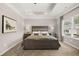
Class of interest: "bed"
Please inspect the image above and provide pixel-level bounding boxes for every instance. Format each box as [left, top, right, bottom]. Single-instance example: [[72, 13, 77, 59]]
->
[[23, 26, 60, 50]]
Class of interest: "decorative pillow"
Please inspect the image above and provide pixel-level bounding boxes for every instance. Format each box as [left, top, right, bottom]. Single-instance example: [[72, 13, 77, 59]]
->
[[40, 31, 49, 36], [41, 33, 47, 36]]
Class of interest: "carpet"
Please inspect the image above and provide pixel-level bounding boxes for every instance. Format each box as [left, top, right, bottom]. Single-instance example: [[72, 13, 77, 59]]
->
[[2, 42, 79, 56]]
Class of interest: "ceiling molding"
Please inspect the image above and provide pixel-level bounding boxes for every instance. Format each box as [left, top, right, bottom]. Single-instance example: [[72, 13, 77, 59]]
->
[[5, 3, 24, 18], [57, 4, 79, 19]]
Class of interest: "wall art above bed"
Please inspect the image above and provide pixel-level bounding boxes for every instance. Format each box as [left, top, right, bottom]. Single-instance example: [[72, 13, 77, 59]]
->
[[2, 15, 16, 33]]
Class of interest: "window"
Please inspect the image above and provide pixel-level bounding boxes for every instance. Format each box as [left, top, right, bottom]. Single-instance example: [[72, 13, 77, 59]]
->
[[73, 15, 79, 39], [62, 18, 72, 37], [62, 15, 79, 40]]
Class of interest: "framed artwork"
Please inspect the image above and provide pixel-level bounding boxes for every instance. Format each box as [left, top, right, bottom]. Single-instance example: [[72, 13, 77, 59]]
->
[[2, 15, 16, 33]]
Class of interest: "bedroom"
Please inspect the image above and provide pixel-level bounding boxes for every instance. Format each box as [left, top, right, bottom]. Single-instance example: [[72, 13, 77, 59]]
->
[[0, 3, 79, 56]]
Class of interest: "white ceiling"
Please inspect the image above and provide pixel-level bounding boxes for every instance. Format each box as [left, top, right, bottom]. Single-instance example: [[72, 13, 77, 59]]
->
[[8, 3, 55, 16], [50, 3, 79, 18], [6, 3, 79, 19]]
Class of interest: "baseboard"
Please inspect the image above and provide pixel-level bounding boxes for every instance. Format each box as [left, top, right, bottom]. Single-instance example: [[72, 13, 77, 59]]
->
[[64, 41, 79, 50], [0, 39, 22, 56]]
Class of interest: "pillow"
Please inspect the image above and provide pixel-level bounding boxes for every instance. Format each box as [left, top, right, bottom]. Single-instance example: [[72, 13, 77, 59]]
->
[[34, 33, 39, 36], [32, 31, 40, 35], [33, 31, 40, 33], [41, 33, 47, 36], [40, 31, 49, 36]]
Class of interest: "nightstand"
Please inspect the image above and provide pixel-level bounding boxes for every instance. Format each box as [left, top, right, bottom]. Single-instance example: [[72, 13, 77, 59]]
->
[[23, 33, 31, 39]]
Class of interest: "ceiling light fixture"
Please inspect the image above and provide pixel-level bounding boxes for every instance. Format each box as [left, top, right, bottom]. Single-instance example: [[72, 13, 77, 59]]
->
[[34, 3, 37, 4]]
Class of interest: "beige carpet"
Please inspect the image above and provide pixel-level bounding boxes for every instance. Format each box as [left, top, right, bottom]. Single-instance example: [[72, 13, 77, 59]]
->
[[2, 42, 79, 56]]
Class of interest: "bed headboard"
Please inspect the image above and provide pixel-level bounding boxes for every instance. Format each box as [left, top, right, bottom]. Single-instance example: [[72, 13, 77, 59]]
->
[[32, 26, 49, 32]]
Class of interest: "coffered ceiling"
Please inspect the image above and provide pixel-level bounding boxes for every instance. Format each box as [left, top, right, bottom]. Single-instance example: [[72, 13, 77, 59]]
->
[[5, 3, 79, 19]]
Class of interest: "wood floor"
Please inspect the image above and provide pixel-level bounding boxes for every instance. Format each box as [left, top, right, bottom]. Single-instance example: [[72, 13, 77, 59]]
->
[[2, 42, 79, 56]]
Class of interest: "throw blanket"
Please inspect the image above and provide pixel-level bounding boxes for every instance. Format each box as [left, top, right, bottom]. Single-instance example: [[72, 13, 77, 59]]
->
[[25, 34, 57, 40]]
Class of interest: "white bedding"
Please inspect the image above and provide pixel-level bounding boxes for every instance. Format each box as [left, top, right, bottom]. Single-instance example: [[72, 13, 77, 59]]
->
[[32, 31, 49, 36]]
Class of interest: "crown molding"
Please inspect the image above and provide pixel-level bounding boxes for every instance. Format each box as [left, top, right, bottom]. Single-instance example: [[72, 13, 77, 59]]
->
[[5, 3, 24, 18], [57, 4, 79, 19]]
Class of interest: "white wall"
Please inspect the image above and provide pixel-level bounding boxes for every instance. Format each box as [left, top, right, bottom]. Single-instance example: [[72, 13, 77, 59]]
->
[[63, 7, 79, 49], [0, 4, 24, 55], [24, 15, 57, 33], [24, 15, 55, 25]]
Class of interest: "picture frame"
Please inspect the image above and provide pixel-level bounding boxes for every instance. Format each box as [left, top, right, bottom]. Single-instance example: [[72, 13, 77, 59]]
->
[[2, 15, 16, 33]]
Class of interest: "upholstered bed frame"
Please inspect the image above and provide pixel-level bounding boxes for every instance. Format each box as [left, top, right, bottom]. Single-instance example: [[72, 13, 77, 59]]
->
[[23, 26, 60, 50]]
